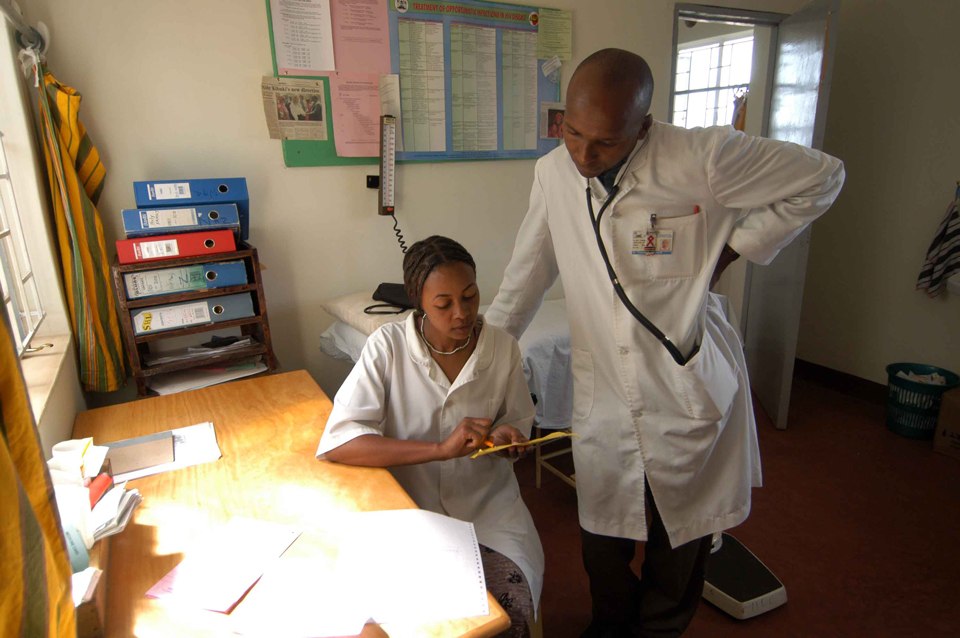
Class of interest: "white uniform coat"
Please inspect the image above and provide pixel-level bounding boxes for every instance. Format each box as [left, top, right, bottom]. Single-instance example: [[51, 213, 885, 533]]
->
[[317, 314, 545, 606], [486, 122, 845, 547]]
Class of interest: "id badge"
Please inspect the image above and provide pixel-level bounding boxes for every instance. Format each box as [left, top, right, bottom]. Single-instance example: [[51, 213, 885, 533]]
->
[[632, 229, 674, 255]]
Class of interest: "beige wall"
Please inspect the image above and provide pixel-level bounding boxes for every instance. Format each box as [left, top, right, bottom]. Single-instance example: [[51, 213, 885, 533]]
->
[[23, 0, 804, 399], [799, 0, 960, 384]]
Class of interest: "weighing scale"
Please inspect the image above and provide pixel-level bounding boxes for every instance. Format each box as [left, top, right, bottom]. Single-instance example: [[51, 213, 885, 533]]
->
[[702, 533, 787, 619]]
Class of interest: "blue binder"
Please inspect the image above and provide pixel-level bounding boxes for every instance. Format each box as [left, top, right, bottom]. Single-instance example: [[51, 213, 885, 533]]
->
[[131, 293, 255, 335], [121, 204, 241, 238], [123, 261, 248, 299], [133, 178, 250, 240]]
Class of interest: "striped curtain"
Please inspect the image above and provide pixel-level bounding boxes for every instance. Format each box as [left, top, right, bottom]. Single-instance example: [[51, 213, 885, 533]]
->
[[35, 64, 127, 391], [0, 311, 76, 637]]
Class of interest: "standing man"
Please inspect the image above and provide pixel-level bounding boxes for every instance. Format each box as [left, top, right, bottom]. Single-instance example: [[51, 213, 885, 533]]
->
[[485, 49, 844, 637]]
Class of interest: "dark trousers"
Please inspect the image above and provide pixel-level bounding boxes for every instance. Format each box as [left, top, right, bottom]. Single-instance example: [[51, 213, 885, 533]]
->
[[580, 485, 713, 637]]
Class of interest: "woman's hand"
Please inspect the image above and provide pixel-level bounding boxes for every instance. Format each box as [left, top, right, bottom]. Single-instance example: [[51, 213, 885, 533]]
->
[[489, 424, 529, 459], [438, 417, 493, 460]]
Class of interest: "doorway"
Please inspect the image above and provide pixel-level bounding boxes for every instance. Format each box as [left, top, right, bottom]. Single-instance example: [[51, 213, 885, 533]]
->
[[669, 1, 840, 430], [669, 7, 782, 332]]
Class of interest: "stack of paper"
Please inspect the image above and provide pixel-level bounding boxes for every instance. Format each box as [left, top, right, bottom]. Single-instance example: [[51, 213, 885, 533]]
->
[[147, 356, 267, 395], [90, 483, 142, 541], [144, 337, 254, 366]]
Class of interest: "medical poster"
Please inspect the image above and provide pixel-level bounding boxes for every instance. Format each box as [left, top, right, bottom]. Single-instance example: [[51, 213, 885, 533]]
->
[[388, 0, 560, 161]]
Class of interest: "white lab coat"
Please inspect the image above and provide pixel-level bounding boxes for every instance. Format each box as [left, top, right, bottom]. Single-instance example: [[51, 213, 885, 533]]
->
[[317, 314, 545, 606], [486, 122, 845, 547]]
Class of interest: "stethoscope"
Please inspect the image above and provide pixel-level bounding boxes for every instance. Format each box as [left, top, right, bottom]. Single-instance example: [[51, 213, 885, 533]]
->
[[585, 140, 698, 367]]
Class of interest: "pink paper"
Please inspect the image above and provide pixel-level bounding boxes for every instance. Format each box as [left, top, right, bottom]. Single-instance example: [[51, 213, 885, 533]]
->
[[330, 72, 383, 157], [330, 0, 391, 74]]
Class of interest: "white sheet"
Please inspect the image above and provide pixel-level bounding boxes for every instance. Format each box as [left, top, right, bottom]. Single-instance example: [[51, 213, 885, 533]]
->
[[320, 299, 572, 430]]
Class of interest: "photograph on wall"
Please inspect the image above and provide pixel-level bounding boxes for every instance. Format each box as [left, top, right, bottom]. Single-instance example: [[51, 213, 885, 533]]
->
[[540, 101, 565, 139]]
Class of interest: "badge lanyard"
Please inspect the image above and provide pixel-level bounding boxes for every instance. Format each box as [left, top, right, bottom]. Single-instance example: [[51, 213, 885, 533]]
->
[[586, 184, 697, 367]]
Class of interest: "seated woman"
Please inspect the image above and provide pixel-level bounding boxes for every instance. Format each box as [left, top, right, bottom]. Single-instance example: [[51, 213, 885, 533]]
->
[[317, 235, 544, 637]]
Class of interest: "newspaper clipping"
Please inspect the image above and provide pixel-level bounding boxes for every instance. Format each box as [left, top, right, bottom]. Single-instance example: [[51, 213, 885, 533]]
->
[[262, 77, 328, 141]]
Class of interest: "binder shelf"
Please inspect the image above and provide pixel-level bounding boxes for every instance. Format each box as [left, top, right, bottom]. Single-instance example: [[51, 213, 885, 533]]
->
[[112, 243, 278, 396]]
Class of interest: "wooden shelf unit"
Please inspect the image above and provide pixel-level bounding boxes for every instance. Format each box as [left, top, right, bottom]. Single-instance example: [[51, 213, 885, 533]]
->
[[112, 243, 278, 396]]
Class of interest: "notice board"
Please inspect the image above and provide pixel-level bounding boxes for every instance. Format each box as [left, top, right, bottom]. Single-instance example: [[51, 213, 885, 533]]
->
[[266, 0, 566, 166]]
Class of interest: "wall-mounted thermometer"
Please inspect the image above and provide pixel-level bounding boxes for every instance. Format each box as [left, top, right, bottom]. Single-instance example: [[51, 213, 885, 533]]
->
[[379, 115, 397, 216]]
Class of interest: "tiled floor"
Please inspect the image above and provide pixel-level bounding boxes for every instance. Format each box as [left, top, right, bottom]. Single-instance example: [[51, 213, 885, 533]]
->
[[516, 375, 960, 637]]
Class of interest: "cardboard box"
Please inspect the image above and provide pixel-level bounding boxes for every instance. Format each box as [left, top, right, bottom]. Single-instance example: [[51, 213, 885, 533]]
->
[[934, 387, 960, 460]]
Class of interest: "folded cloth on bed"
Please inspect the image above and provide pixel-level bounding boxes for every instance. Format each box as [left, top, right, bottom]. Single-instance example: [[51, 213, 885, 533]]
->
[[320, 294, 572, 430], [322, 291, 413, 335]]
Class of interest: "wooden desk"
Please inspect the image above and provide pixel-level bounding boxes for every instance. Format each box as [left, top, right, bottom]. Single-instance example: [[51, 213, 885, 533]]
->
[[73, 370, 509, 638]]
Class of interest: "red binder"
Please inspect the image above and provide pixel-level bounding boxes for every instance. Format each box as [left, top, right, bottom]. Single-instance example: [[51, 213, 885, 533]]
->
[[116, 229, 236, 264]]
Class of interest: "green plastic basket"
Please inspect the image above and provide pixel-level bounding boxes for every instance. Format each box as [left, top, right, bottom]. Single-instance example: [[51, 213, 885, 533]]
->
[[885, 363, 960, 439]]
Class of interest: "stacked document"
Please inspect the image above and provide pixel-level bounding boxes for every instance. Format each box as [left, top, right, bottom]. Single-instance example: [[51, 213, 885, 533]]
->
[[144, 336, 254, 366], [90, 483, 142, 541], [147, 356, 267, 395]]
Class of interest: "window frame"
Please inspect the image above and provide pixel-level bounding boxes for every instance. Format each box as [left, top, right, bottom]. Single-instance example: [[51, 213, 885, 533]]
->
[[669, 4, 788, 137], [0, 129, 46, 356], [672, 33, 754, 130]]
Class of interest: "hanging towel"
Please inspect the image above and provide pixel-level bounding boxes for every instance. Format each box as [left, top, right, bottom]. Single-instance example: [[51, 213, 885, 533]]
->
[[917, 185, 960, 296]]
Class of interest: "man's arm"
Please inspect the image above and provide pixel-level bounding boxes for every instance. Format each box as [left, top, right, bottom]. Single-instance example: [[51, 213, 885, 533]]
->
[[485, 166, 560, 339], [708, 129, 845, 265], [710, 243, 740, 290]]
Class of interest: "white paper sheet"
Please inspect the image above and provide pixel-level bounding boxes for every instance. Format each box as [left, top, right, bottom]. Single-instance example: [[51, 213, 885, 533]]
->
[[379, 74, 403, 151], [336, 509, 488, 625], [71, 567, 102, 607], [270, 0, 336, 75], [230, 558, 367, 637]]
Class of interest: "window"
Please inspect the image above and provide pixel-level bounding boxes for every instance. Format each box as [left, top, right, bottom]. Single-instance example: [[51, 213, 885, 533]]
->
[[0, 131, 45, 356], [672, 33, 753, 129]]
